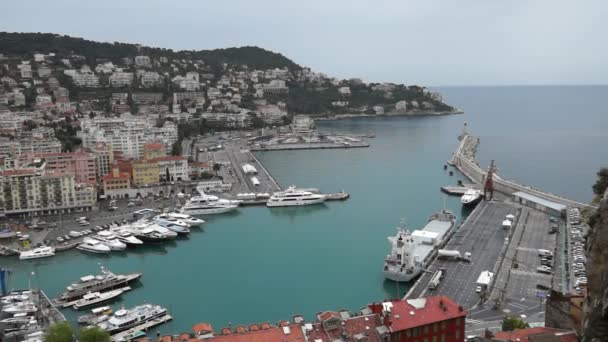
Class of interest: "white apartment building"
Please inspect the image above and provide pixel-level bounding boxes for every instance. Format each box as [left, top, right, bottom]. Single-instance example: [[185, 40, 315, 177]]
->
[[152, 156, 190, 182], [20, 63, 33, 79], [134, 55, 152, 67], [71, 71, 100, 87], [109, 72, 134, 87], [292, 115, 315, 133], [140, 72, 163, 87]]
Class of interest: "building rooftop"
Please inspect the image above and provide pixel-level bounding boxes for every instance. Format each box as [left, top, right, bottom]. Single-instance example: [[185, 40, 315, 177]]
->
[[513, 191, 567, 212], [306, 314, 384, 342], [151, 156, 187, 162], [370, 296, 466, 332], [144, 142, 165, 150]]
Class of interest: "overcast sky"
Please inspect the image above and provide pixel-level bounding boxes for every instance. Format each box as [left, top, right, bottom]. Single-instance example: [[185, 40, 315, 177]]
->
[[2, 0, 606, 86]]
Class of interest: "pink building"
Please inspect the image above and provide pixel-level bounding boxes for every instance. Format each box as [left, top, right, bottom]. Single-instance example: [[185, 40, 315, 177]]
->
[[19, 151, 97, 185]]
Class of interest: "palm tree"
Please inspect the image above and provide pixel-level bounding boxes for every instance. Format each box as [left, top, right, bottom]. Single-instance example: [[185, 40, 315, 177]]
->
[[212, 163, 221, 176]]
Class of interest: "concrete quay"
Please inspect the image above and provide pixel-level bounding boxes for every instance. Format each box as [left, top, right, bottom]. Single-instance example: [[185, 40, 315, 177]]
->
[[250, 141, 369, 151], [449, 133, 595, 211]]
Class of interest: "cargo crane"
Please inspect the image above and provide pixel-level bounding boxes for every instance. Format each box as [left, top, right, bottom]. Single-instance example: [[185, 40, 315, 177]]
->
[[483, 160, 496, 200]]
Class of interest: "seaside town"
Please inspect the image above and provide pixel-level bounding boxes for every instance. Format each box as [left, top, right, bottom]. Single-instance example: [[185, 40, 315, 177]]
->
[[0, 22, 605, 342]]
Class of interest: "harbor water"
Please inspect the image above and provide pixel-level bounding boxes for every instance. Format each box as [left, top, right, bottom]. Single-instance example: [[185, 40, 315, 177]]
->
[[1, 85, 607, 333]]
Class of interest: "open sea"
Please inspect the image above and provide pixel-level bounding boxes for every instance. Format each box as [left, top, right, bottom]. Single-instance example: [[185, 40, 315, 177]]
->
[[1, 85, 607, 333]]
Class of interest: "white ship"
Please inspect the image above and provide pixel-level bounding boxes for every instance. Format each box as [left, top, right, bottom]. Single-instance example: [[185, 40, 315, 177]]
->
[[19, 246, 55, 260], [180, 194, 239, 215], [93, 231, 127, 251], [383, 210, 457, 282], [160, 213, 205, 226], [97, 304, 168, 334], [77, 238, 111, 254], [127, 220, 177, 242], [266, 186, 327, 207], [460, 188, 482, 206], [54, 266, 142, 304], [153, 216, 190, 235], [110, 228, 144, 246], [73, 289, 124, 310]]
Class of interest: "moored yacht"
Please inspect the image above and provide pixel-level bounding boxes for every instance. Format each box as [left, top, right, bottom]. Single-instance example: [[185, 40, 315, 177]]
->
[[110, 228, 144, 246], [19, 246, 55, 260], [127, 220, 176, 243], [154, 216, 190, 235], [161, 213, 205, 226], [97, 303, 168, 334], [266, 186, 327, 207], [73, 289, 124, 309], [77, 238, 111, 254], [460, 188, 482, 206], [54, 265, 142, 304], [180, 195, 239, 215], [93, 231, 127, 251]]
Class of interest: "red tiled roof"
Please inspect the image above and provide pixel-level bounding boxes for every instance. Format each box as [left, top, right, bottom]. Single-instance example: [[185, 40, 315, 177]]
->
[[209, 324, 306, 342], [306, 315, 383, 342], [494, 328, 578, 342], [235, 326, 247, 333], [193, 322, 213, 334], [144, 142, 165, 150], [178, 333, 191, 341], [102, 171, 130, 181], [318, 311, 340, 322], [151, 156, 187, 162], [0, 169, 37, 176], [249, 324, 259, 331], [381, 296, 466, 332], [161, 336, 173, 342]]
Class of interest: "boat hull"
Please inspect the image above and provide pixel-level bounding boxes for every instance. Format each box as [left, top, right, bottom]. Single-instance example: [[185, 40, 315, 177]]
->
[[266, 197, 326, 207], [73, 291, 123, 310], [383, 269, 421, 282], [180, 206, 237, 215], [56, 273, 142, 304], [19, 251, 55, 260], [77, 246, 110, 254]]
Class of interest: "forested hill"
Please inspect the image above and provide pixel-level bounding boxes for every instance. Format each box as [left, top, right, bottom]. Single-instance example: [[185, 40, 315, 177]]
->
[[0, 32, 301, 71]]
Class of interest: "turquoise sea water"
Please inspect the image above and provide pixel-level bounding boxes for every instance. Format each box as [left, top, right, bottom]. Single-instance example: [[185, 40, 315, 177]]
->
[[1, 86, 606, 333]]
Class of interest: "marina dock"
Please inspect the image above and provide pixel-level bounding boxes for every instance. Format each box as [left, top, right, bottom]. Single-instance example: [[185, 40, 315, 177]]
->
[[250, 141, 369, 151], [110, 314, 173, 342]]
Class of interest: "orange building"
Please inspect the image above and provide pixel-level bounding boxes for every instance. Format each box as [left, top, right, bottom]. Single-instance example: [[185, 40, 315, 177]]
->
[[143, 142, 166, 160]]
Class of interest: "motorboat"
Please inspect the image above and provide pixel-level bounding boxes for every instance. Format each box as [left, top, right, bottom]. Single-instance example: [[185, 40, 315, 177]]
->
[[97, 304, 168, 334], [0, 227, 16, 239], [73, 289, 124, 309], [180, 195, 238, 215], [154, 216, 191, 235], [266, 186, 327, 207], [110, 228, 144, 246], [460, 188, 482, 206], [78, 306, 113, 325], [19, 246, 55, 260], [54, 265, 142, 304], [77, 238, 111, 254], [93, 231, 127, 251], [127, 220, 176, 243], [160, 212, 205, 226], [2, 303, 37, 314]]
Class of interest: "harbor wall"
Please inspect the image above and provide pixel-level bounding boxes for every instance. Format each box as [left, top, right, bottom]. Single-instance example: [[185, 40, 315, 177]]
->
[[451, 135, 595, 210]]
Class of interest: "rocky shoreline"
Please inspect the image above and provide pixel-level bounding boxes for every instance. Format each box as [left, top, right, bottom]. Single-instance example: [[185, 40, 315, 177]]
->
[[313, 110, 464, 121]]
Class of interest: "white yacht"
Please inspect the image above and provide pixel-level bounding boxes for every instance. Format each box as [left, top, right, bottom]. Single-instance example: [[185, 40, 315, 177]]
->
[[154, 215, 191, 235], [54, 266, 142, 304], [2, 302, 37, 314], [110, 228, 144, 246], [161, 213, 205, 226], [77, 238, 111, 254], [97, 304, 168, 334], [19, 246, 55, 260], [383, 210, 457, 282], [460, 188, 482, 206], [127, 220, 176, 243], [180, 195, 239, 215], [266, 186, 327, 207], [93, 231, 127, 251], [73, 290, 124, 310]]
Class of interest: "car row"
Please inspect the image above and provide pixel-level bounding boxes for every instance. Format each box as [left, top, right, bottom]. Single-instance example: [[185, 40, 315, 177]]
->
[[568, 207, 587, 294]]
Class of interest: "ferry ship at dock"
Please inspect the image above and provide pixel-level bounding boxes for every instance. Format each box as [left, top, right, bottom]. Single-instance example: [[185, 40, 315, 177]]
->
[[383, 210, 457, 282]]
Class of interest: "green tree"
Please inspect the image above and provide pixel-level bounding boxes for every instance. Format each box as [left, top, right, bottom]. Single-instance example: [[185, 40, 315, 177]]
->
[[592, 168, 608, 195], [200, 171, 213, 179], [501, 315, 530, 331], [212, 163, 221, 176], [45, 322, 74, 342], [78, 326, 110, 342]]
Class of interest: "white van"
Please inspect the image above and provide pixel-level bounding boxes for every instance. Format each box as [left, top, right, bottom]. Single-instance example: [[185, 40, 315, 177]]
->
[[538, 249, 553, 257]]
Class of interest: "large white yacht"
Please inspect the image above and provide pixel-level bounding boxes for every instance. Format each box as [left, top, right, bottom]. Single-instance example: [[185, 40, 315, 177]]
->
[[383, 210, 457, 282], [77, 238, 111, 254], [19, 246, 55, 260], [180, 194, 239, 215], [460, 188, 482, 206], [266, 186, 327, 207], [127, 220, 177, 243], [97, 304, 168, 334], [73, 289, 124, 310], [161, 213, 205, 226], [109, 228, 144, 246], [153, 216, 191, 235], [93, 231, 127, 251]]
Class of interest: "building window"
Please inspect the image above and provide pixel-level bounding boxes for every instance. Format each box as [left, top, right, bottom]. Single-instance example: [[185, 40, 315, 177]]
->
[[433, 336, 437, 342], [441, 334, 445, 342], [424, 326, 429, 334], [433, 323, 438, 333], [455, 330, 460, 340], [424, 338, 428, 342], [441, 321, 446, 330], [456, 317, 461, 326], [413, 327, 419, 337], [406, 329, 411, 338]]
